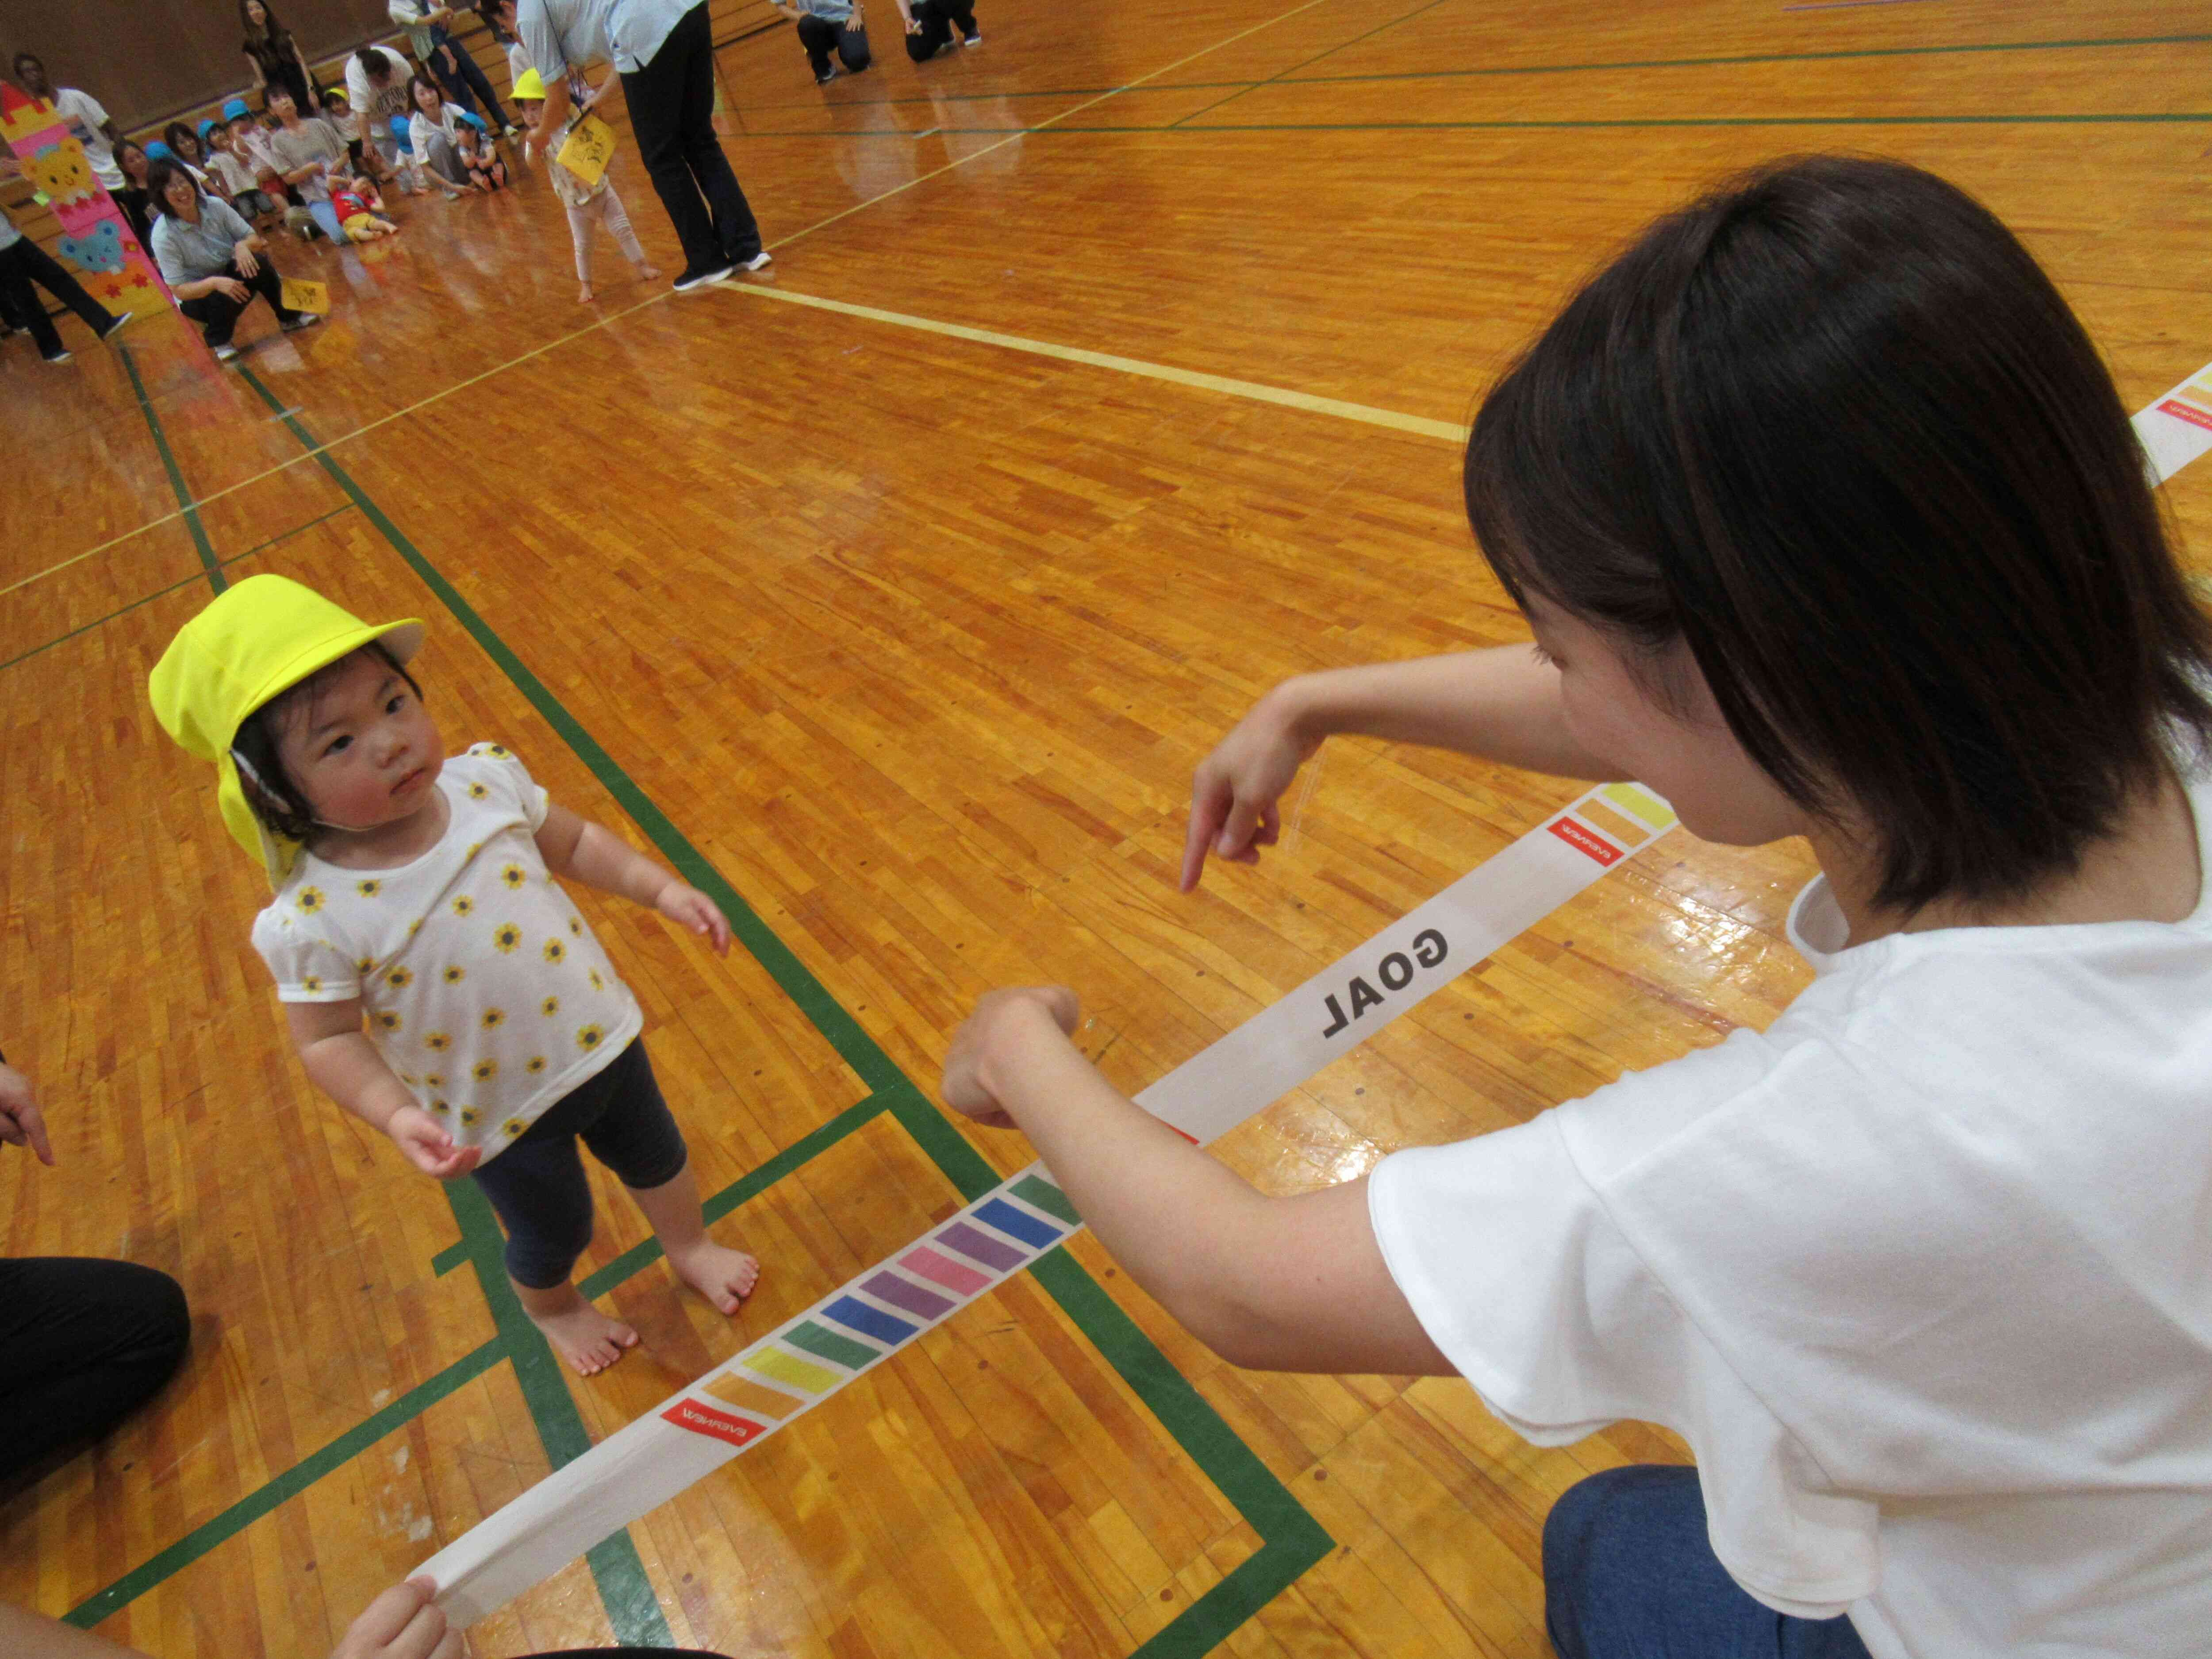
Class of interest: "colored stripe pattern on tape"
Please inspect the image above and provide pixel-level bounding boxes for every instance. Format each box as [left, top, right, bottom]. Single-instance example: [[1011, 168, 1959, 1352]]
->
[[2134, 360, 2212, 485], [420, 782, 1676, 1625]]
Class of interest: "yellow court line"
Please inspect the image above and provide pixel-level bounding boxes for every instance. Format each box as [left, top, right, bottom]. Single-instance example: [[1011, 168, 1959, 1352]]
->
[[8, 0, 1425, 601], [721, 282, 1468, 441]]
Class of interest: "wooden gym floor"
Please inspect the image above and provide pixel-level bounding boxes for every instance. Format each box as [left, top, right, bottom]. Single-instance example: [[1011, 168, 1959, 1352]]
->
[[4, 1, 2208, 1654]]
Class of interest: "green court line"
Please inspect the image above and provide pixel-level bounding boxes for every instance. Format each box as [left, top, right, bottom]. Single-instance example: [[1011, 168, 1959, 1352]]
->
[[722, 31, 2207, 120], [0, 507, 354, 674], [1279, 29, 2212, 84], [118, 343, 223, 594], [65, 1341, 505, 1628], [442, 1176, 675, 1648], [1169, 0, 1456, 128], [225, 365, 1325, 1652]]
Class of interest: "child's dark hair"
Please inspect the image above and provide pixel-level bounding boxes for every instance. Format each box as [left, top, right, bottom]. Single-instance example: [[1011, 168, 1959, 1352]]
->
[[1465, 154, 2212, 913], [231, 642, 422, 844]]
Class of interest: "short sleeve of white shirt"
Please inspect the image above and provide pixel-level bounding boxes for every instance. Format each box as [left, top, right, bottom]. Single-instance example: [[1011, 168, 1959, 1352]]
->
[[54, 88, 123, 188], [1368, 1039, 1882, 1619], [251, 906, 365, 1002]]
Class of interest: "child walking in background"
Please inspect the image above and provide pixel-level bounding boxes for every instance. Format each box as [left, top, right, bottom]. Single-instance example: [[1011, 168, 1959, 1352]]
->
[[513, 69, 658, 303], [150, 576, 759, 1378]]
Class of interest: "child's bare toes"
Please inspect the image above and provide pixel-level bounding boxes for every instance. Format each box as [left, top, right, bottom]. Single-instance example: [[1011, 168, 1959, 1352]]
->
[[530, 1301, 638, 1375], [672, 1242, 758, 1314]]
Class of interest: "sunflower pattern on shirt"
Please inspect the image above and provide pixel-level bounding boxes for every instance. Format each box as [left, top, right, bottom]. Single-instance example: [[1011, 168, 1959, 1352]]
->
[[250, 744, 643, 1164]]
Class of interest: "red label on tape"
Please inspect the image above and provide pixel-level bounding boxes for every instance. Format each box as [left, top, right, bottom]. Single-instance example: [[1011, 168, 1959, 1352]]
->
[[1548, 817, 1622, 866], [661, 1397, 767, 1448], [2158, 398, 2212, 434]]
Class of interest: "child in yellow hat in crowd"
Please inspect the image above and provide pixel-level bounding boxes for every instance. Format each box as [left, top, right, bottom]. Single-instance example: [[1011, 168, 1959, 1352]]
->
[[150, 576, 757, 1377], [512, 68, 659, 304]]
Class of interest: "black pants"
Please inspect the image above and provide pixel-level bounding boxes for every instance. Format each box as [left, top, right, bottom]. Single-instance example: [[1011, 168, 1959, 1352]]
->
[[796, 14, 870, 76], [621, 1, 762, 276], [470, 1039, 689, 1289], [428, 28, 514, 129], [177, 256, 301, 347], [0, 237, 116, 360], [0, 1258, 189, 1481], [905, 0, 976, 61]]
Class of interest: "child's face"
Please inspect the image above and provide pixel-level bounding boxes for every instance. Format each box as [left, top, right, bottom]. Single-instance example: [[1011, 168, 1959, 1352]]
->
[[516, 98, 541, 124], [276, 650, 444, 832], [1525, 596, 1808, 848], [229, 118, 257, 145]]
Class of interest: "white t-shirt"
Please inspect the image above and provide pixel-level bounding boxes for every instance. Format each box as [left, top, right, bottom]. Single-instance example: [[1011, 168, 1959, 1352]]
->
[[1369, 765, 2212, 1658], [252, 745, 643, 1161], [345, 45, 416, 133], [51, 88, 123, 189]]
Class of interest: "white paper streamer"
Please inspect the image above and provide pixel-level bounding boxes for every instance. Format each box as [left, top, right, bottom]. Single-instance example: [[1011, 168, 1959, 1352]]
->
[[423, 780, 1678, 1623]]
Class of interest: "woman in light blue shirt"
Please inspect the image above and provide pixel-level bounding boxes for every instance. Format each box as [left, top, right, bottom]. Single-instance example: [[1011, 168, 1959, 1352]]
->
[[146, 158, 320, 362], [518, 0, 769, 292]]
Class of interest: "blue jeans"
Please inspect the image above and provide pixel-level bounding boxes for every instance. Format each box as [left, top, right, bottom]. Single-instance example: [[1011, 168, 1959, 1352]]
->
[[1544, 1467, 1873, 1659]]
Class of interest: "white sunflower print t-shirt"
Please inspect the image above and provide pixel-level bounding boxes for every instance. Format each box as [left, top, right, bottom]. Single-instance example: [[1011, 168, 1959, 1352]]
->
[[251, 744, 644, 1162]]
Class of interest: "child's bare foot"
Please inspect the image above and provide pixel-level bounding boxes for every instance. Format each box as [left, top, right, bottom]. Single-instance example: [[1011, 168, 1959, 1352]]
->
[[637, 262, 661, 282], [668, 1240, 758, 1314], [578, 281, 596, 302], [518, 1282, 638, 1375]]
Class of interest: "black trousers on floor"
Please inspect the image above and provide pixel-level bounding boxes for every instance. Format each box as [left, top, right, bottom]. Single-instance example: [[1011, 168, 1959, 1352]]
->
[[0, 237, 115, 360], [905, 0, 976, 61], [796, 14, 870, 76], [0, 1257, 189, 1481], [621, 1, 762, 275], [177, 256, 301, 346]]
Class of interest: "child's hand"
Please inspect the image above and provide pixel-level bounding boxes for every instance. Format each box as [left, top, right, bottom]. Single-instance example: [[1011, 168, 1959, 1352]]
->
[[655, 881, 732, 954], [388, 1106, 481, 1178]]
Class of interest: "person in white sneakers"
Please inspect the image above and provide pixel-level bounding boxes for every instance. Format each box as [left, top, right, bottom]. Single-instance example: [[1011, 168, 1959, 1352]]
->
[[146, 158, 320, 362]]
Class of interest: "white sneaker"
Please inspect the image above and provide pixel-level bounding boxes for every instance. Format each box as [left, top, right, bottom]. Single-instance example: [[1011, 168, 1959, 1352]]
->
[[97, 309, 137, 343], [961, 29, 981, 45], [211, 342, 239, 362], [738, 250, 772, 272], [42, 349, 73, 364], [672, 262, 735, 292]]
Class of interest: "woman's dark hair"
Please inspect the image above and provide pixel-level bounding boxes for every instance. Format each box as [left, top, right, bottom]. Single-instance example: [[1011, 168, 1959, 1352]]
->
[[354, 44, 393, 79], [240, 0, 290, 46], [144, 157, 203, 216], [163, 121, 200, 160], [1466, 154, 2212, 913], [232, 643, 423, 843]]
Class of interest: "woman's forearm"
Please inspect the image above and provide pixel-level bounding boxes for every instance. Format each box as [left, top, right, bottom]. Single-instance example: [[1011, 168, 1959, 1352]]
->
[[1275, 646, 1611, 779], [968, 999, 1452, 1374]]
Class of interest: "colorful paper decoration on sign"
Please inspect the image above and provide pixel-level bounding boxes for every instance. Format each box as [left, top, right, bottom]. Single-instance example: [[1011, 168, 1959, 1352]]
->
[[554, 114, 615, 190], [0, 82, 171, 319]]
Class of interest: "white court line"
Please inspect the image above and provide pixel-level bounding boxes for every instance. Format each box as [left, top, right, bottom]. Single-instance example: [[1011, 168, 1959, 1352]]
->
[[722, 281, 1470, 442]]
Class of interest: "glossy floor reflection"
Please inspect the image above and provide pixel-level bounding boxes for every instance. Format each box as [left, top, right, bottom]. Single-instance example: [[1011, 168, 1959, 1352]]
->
[[4, 0, 2208, 1655]]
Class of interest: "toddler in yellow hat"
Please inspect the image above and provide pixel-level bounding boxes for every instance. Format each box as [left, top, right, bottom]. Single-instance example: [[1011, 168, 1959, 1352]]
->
[[511, 67, 658, 304], [150, 575, 758, 1377]]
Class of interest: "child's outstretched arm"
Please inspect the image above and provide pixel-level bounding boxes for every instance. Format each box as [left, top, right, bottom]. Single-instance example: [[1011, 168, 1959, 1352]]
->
[[285, 1000, 480, 1178], [534, 803, 732, 955]]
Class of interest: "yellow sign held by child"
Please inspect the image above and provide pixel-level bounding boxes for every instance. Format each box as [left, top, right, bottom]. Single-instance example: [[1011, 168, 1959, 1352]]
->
[[280, 277, 330, 315], [556, 115, 616, 190]]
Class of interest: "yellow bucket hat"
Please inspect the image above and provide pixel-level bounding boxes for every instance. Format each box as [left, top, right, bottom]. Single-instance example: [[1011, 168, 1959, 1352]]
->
[[511, 67, 547, 101], [149, 575, 424, 887]]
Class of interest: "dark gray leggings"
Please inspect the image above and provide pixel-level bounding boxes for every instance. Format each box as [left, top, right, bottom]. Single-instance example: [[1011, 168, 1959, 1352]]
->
[[470, 1039, 688, 1288]]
